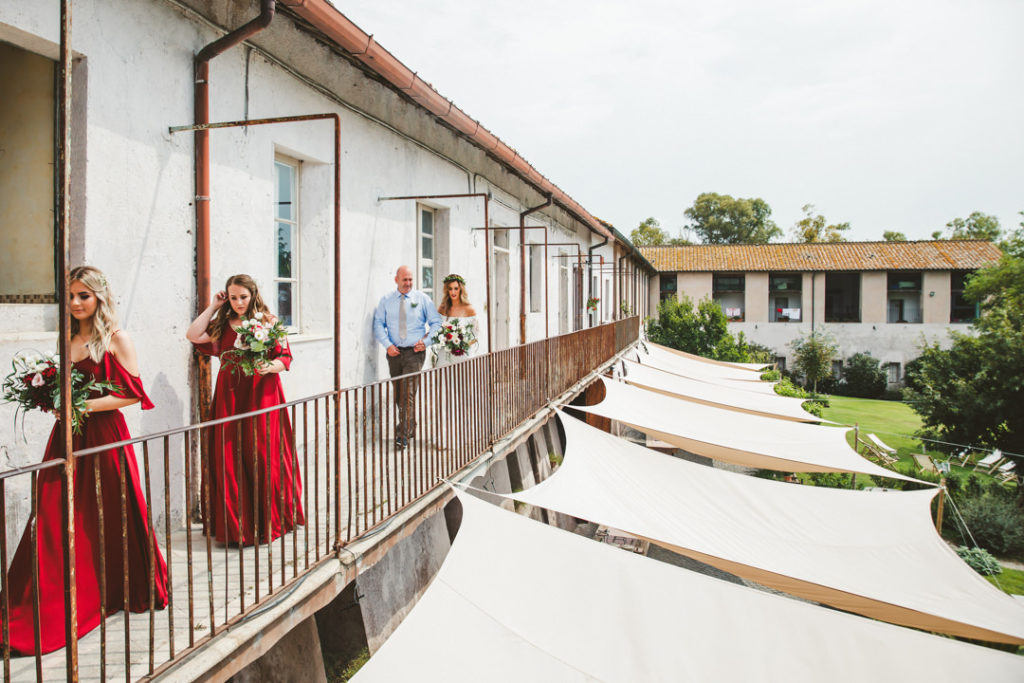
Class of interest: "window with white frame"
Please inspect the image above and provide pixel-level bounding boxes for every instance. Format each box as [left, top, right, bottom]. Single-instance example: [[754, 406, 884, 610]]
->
[[418, 205, 435, 299], [274, 157, 299, 329]]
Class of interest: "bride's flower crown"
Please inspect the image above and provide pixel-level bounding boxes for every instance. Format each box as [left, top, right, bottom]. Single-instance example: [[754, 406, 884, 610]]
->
[[443, 274, 465, 285]]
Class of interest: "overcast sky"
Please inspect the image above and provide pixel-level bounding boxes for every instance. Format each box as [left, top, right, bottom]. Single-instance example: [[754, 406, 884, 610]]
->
[[333, 0, 1023, 242]]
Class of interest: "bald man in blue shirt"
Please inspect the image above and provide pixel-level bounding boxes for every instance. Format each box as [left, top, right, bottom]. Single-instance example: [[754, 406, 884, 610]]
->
[[373, 265, 443, 449]]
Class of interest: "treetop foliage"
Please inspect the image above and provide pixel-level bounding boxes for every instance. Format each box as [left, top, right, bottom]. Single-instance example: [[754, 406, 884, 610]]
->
[[882, 230, 907, 242], [791, 204, 850, 243], [789, 331, 838, 394], [629, 217, 690, 247], [683, 192, 781, 245], [645, 296, 772, 363], [931, 211, 1002, 242]]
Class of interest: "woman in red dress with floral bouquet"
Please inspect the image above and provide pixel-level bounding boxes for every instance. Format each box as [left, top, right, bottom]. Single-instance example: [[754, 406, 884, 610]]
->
[[186, 274, 304, 545], [0, 266, 168, 654]]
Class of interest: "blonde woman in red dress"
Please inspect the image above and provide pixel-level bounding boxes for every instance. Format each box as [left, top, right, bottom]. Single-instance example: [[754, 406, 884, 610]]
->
[[186, 274, 304, 545], [0, 266, 168, 654]]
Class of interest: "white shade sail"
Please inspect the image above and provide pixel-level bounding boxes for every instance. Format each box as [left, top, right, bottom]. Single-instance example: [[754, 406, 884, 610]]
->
[[511, 413, 1024, 645], [619, 358, 820, 423], [647, 340, 771, 372], [636, 343, 780, 395], [575, 377, 921, 481], [354, 490, 1024, 681]]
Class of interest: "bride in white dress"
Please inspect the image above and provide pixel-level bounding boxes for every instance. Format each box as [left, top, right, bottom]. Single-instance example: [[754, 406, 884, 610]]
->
[[433, 274, 478, 367]]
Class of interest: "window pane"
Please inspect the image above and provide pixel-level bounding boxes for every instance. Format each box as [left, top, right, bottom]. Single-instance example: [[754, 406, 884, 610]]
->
[[421, 209, 433, 235], [276, 162, 293, 220], [421, 234, 433, 259], [277, 222, 293, 278], [422, 266, 433, 292], [277, 282, 293, 327]]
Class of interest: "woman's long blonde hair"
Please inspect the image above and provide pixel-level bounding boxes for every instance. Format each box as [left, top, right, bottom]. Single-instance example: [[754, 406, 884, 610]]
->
[[439, 275, 471, 316], [208, 274, 271, 340], [70, 265, 118, 363]]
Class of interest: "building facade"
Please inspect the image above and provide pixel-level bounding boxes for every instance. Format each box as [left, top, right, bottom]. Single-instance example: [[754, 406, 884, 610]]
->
[[642, 241, 1001, 385], [0, 0, 652, 538]]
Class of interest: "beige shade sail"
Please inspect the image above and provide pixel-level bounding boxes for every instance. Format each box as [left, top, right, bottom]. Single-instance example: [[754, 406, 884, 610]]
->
[[648, 340, 771, 372], [575, 377, 921, 482], [618, 358, 820, 423], [510, 413, 1024, 645], [354, 490, 1024, 681], [635, 343, 780, 395]]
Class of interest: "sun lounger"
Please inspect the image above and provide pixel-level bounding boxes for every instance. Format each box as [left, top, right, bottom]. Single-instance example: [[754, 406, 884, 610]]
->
[[973, 450, 1003, 472], [866, 433, 897, 454], [994, 460, 1017, 483]]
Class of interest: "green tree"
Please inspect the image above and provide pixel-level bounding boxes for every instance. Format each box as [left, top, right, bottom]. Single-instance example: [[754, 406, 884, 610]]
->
[[646, 296, 766, 362], [904, 219, 1024, 465], [791, 204, 850, 243], [947, 211, 1001, 241], [789, 331, 838, 394], [629, 217, 691, 246], [837, 352, 886, 398], [683, 192, 781, 244], [883, 230, 907, 242], [630, 217, 669, 246]]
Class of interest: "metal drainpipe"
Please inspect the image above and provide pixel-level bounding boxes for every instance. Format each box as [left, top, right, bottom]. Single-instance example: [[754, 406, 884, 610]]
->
[[195, 0, 276, 309], [191, 0, 275, 515], [588, 234, 608, 327], [519, 194, 552, 344]]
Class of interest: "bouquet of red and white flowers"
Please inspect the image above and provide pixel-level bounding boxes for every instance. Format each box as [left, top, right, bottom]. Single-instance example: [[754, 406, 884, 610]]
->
[[221, 312, 289, 376], [432, 318, 475, 358], [1, 350, 121, 435]]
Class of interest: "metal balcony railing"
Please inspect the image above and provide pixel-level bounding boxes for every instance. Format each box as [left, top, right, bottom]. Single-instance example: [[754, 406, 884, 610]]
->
[[0, 317, 639, 682]]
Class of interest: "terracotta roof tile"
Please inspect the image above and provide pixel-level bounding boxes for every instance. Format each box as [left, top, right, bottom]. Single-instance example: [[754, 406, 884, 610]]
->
[[639, 241, 1002, 272]]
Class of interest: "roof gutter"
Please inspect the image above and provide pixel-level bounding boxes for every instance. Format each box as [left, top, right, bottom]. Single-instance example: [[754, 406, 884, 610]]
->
[[288, 0, 615, 243]]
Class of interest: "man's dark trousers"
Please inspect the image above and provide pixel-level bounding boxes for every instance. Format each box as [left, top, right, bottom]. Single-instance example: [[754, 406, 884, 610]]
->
[[387, 347, 425, 441]]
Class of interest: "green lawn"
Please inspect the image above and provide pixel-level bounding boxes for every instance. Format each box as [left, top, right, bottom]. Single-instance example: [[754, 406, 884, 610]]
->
[[986, 566, 1024, 596]]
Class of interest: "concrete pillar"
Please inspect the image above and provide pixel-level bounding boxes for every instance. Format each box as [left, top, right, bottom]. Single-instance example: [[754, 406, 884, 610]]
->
[[922, 271, 951, 323], [355, 513, 452, 653], [228, 616, 328, 683], [861, 272, 887, 323], [744, 272, 769, 323]]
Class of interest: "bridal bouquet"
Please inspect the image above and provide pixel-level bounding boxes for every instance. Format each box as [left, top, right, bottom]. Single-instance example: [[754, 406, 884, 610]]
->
[[1, 350, 121, 435], [222, 312, 289, 376], [432, 318, 475, 358]]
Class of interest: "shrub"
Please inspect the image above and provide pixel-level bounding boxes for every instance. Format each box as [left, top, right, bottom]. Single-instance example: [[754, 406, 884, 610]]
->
[[956, 546, 1003, 576], [956, 495, 1024, 558], [760, 368, 781, 382], [835, 352, 886, 398]]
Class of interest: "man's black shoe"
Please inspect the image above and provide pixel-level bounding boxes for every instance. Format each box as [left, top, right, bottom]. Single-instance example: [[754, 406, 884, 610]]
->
[[395, 437, 407, 450]]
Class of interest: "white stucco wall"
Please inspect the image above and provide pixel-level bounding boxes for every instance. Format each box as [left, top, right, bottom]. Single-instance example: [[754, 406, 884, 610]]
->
[[0, 0, 629, 537]]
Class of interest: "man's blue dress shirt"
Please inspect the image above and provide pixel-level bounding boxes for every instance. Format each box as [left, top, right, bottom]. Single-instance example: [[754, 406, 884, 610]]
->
[[373, 289, 443, 349]]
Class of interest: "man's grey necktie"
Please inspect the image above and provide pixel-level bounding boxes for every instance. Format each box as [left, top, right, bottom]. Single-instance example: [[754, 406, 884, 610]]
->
[[398, 294, 407, 340]]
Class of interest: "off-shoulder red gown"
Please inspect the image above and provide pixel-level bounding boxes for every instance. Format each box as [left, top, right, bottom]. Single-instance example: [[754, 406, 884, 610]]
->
[[0, 353, 169, 655], [193, 326, 304, 545]]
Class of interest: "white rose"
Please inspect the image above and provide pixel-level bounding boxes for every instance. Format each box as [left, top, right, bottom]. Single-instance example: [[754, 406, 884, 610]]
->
[[254, 312, 264, 320], [31, 373, 45, 387], [242, 320, 251, 329]]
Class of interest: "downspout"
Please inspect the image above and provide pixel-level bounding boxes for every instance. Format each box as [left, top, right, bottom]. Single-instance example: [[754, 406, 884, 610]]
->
[[588, 234, 608, 327], [519, 194, 552, 344], [191, 0, 276, 515], [194, 0, 276, 310]]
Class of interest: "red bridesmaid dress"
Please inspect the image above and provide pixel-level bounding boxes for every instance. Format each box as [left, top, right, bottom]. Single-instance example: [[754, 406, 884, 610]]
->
[[193, 326, 304, 545], [0, 353, 169, 655]]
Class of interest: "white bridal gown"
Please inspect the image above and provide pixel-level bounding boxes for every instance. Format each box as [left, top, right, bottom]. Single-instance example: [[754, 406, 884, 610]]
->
[[434, 315, 478, 367]]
